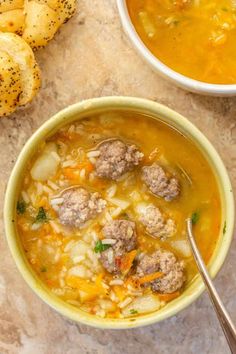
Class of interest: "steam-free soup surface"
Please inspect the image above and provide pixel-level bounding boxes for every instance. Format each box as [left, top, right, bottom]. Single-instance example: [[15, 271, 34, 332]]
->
[[16, 112, 221, 319], [127, 0, 236, 84]]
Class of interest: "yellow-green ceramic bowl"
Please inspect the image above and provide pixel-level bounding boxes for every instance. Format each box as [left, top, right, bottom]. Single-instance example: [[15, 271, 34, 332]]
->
[[4, 97, 235, 329]]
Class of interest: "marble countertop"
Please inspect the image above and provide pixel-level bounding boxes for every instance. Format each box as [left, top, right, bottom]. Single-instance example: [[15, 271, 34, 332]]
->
[[0, 1, 235, 353]]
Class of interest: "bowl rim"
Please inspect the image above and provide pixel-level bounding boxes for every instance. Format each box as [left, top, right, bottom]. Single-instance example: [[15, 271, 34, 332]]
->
[[116, 0, 236, 96], [4, 96, 235, 329]]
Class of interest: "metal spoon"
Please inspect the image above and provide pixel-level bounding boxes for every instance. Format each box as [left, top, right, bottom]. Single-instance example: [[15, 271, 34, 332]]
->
[[186, 218, 236, 354]]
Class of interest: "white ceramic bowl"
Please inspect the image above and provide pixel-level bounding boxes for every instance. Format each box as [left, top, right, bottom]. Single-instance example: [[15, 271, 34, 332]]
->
[[117, 0, 236, 96]]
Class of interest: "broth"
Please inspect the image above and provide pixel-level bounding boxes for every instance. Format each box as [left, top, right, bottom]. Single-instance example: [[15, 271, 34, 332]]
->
[[127, 0, 236, 84], [16, 112, 221, 319]]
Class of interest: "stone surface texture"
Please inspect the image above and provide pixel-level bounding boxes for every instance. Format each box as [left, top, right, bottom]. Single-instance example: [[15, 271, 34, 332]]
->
[[0, 1, 235, 353]]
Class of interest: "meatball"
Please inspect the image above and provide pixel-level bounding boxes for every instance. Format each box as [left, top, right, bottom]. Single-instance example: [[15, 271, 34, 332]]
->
[[95, 139, 143, 180], [102, 219, 137, 251], [138, 204, 176, 240], [137, 249, 185, 294], [100, 219, 137, 274], [57, 187, 106, 228], [142, 163, 180, 201]]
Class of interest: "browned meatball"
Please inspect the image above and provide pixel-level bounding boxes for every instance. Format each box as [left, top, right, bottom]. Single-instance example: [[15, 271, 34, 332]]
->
[[57, 187, 106, 228], [95, 139, 143, 180], [137, 249, 185, 293], [100, 219, 137, 274], [142, 163, 180, 201], [138, 204, 176, 240]]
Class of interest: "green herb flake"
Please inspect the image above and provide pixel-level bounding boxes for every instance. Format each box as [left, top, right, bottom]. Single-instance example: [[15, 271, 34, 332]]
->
[[40, 266, 47, 273], [130, 309, 138, 315], [222, 7, 228, 12], [191, 211, 200, 225], [36, 207, 48, 223], [223, 221, 226, 235], [94, 240, 111, 253], [17, 200, 26, 215], [173, 20, 180, 25]]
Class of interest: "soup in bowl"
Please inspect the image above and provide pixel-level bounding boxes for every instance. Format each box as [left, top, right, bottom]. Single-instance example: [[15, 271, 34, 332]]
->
[[4, 97, 234, 328], [117, 0, 236, 95]]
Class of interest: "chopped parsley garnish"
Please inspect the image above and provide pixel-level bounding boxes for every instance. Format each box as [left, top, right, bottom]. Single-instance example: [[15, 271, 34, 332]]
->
[[223, 221, 226, 235], [17, 200, 26, 215], [94, 240, 111, 253], [40, 266, 47, 272], [191, 211, 200, 225], [35, 207, 48, 223], [130, 309, 138, 315]]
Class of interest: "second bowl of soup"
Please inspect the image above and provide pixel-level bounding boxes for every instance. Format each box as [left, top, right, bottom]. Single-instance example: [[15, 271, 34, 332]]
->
[[117, 0, 236, 96], [4, 97, 234, 328]]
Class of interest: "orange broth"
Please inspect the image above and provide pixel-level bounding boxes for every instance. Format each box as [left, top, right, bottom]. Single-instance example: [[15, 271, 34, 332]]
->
[[127, 0, 236, 84], [16, 112, 221, 318]]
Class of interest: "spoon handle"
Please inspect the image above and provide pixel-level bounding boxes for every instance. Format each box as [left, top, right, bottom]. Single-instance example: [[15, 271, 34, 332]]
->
[[186, 219, 236, 354]]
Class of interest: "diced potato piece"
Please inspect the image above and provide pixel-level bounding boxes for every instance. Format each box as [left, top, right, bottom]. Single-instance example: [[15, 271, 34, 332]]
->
[[79, 290, 96, 303], [23, 1, 61, 50], [122, 294, 161, 317], [171, 240, 191, 258], [98, 299, 116, 313], [30, 143, 60, 181], [70, 241, 91, 258], [0, 50, 22, 117], [0, 10, 25, 35]]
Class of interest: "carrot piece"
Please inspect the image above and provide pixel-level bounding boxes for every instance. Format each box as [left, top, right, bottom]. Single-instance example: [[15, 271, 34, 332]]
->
[[85, 162, 94, 173], [106, 309, 121, 319], [120, 250, 137, 273], [138, 272, 164, 285], [95, 273, 104, 287], [63, 161, 94, 179], [125, 276, 140, 289], [77, 161, 94, 173], [66, 276, 105, 295], [157, 291, 180, 302], [63, 168, 80, 180], [46, 279, 55, 288], [113, 285, 126, 302]]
